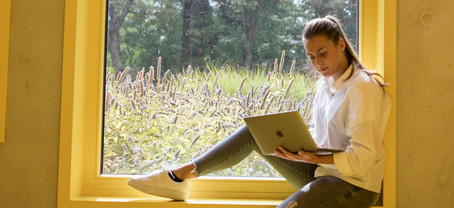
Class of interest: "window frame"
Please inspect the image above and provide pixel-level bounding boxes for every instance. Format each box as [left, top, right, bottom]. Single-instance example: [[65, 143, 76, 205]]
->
[[0, 0, 11, 143], [57, 0, 396, 207]]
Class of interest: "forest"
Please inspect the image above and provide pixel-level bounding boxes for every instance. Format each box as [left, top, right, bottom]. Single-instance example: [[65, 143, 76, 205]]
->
[[107, 0, 358, 74]]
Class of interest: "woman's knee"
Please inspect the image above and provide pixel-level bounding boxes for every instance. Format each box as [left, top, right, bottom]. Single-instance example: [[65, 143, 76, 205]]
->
[[277, 176, 357, 208]]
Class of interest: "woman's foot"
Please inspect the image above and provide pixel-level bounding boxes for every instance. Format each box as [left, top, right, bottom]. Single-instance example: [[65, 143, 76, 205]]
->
[[126, 163, 197, 200], [172, 163, 197, 180], [127, 170, 189, 200]]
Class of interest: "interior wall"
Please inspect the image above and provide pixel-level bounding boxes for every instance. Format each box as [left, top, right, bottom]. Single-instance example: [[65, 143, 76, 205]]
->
[[1, 0, 454, 208], [396, 0, 454, 207], [0, 0, 64, 207]]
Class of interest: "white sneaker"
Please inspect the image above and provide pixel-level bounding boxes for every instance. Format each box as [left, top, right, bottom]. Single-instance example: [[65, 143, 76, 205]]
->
[[127, 170, 188, 200]]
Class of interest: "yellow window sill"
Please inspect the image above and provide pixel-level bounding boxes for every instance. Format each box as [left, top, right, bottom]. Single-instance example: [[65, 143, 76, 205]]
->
[[67, 196, 383, 208], [72, 197, 281, 207]]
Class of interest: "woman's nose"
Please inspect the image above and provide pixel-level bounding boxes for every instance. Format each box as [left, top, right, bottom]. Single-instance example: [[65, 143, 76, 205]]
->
[[314, 57, 322, 67]]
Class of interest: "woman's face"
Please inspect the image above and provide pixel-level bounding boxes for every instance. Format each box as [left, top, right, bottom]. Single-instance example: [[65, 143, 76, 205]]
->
[[303, 35, 348, 80]]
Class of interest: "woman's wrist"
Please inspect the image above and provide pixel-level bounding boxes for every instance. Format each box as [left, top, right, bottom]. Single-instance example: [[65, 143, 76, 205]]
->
[[316, 154, 335, 164]]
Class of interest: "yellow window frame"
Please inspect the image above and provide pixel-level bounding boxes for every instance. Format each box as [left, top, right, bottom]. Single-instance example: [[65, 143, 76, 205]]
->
[[0, 0, 12, 143], [57, 0, 396, 207]]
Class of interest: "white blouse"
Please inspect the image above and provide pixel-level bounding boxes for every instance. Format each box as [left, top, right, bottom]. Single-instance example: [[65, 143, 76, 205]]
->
[[312, 65, 392, 193]]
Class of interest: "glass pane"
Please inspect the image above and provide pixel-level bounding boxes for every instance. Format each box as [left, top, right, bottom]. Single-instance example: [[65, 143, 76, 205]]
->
[[102, 0, 358, 176]]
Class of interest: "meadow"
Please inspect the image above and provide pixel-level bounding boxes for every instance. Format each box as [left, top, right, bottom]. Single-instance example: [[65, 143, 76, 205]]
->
[[103, 51, 317, 177]]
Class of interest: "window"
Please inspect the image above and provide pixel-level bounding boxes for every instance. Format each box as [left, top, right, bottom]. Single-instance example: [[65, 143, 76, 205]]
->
[[0, 0, 11, 143], [102, 0, 359, 177], [58, 0, 395, 207]]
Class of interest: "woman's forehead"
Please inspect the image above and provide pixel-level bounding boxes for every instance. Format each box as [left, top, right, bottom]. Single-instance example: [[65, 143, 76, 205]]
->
[[304, 36, 333, 53]]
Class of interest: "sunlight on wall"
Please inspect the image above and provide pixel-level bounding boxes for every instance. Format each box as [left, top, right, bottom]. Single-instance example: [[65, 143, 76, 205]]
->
[[0, 0, 11, 143]]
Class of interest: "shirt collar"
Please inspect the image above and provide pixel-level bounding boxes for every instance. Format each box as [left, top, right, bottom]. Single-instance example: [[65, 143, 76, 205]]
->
[[323, 65, 354, 95]]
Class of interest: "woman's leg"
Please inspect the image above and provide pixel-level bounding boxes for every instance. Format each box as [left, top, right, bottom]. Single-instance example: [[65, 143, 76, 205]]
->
[[184, 124, 317, 189], [249, 135, 317, 189], [171, 124, 256, 180], [277, 176, 380, 208], [191, 124, 257, 176], [128, 124, 317, 200]]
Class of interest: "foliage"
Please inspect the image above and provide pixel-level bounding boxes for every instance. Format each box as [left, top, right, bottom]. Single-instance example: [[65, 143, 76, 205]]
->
[[107, 0, 358, 74], [103, 52, 318, 177]]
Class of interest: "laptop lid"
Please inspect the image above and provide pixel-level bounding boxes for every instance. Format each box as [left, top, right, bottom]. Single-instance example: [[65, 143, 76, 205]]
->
[[244, 111, 341, 155]]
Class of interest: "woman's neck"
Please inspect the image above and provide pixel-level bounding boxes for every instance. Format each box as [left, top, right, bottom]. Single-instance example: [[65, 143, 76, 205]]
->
[[332, 61, 349, 81]]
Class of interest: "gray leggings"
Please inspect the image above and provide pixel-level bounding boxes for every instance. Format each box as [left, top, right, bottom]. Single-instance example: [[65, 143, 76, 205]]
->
[[193, 124, 380, 208]]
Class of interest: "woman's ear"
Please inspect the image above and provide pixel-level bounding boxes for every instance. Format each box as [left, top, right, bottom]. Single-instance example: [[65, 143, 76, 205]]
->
[[338, 38, 346, 51]]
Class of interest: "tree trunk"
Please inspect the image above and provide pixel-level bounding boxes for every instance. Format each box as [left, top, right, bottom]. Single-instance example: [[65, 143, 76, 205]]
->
[[181, 0, 192, 65], [109, 30, 123, 72], [108, 0, 133, 72], [242, 0, 262, 70], [191, 0, 212, 61]]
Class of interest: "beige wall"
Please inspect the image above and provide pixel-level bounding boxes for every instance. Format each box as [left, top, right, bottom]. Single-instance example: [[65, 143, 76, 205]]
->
[[0, 0, 453, 207], [396, 0, 454, 207], [0, 0, 64, 207]]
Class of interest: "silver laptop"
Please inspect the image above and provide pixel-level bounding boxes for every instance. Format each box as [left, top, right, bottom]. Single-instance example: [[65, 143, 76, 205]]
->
[[244, 110, 343, 155]]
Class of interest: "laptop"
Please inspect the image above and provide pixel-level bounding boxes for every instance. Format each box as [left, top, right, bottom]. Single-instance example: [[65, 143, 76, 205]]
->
[[244, 110, 343, 156]]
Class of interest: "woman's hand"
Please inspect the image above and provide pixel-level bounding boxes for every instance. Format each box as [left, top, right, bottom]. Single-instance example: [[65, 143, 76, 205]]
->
[[274, 146, 319, 164]]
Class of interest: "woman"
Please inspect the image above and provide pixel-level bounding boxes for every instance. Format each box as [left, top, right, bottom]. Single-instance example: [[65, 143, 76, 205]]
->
[[127, 16, 392, 208]]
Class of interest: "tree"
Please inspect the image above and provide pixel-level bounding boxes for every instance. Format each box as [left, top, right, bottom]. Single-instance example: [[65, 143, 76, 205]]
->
[[108, 0, 134, 71], [300, 0, 358, 47], [213, 0, 264, 70], [181, 0, 192, 65], [242, 0, 262, 70], [106, 0, 358, 74], [119, 0, 183, 73], [190, 0, 213, 63]]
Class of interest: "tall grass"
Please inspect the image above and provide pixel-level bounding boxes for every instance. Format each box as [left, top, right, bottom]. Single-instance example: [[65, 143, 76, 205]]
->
[[103, 51, 317, 177]]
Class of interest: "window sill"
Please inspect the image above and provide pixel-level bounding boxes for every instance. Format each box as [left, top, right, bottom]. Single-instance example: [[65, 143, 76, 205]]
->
[[68, 196, 383, 208], [73, 197, 280, 207]]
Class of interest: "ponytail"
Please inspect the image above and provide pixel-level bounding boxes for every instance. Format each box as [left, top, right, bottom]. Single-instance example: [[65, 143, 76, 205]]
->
[[303, 15, 387, 88]]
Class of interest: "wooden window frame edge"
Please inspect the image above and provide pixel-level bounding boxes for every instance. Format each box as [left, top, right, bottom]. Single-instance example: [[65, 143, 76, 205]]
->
[[57, 0, 396, 207], [0, 0, 11, 143]]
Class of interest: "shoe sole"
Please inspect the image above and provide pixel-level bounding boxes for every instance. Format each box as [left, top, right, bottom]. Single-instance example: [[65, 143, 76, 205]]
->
[[127, 179, 187, 201]]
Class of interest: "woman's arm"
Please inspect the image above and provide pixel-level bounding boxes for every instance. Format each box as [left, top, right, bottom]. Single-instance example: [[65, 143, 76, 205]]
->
[[332, 82, 390, 177], [275, 146, 334, 164]]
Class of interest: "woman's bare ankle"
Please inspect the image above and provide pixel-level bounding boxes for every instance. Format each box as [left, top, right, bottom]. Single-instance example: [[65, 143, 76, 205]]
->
[[172, 163, 197, 180]]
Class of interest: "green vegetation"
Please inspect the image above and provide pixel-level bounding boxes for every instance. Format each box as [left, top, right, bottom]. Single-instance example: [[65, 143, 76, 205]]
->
[[107, 0, 358, 74], [103, 52, 317, 177], [103, 0, 358, 177]]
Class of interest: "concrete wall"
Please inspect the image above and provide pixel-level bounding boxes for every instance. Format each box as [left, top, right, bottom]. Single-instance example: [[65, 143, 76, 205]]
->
[[396, 0, 454, 207], [1, 0, 454, 207], [0, 0, 64, 207]]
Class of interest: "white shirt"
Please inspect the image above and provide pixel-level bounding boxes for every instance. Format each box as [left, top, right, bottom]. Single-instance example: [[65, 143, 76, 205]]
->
[[311, 65, 392, 193]]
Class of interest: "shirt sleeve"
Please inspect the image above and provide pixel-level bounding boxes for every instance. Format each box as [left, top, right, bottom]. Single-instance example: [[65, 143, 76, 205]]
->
[[333, 82, 385, 178]]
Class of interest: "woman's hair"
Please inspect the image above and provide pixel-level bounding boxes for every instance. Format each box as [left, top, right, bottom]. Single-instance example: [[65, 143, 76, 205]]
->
[[303, 15, 386, 88]]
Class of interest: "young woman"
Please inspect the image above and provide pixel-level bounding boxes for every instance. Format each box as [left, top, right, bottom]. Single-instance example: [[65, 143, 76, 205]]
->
[[127, 16, 392, 208]]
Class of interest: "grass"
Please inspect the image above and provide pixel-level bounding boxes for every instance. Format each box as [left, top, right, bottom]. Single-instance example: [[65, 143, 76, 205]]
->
[[103, 52, 317, 177]]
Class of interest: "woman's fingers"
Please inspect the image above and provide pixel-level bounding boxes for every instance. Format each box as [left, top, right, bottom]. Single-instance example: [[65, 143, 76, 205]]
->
[[298, 150, 318, 163], [275, 146, 293, 161], [275, 146, 318, 164], [276, 146, 303, 162]]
